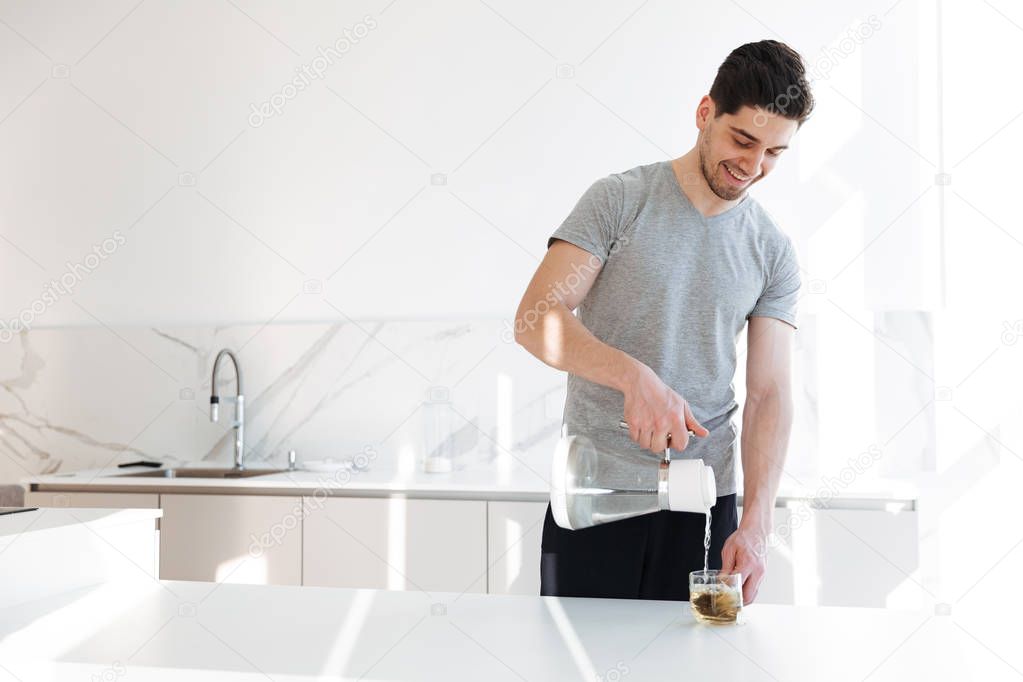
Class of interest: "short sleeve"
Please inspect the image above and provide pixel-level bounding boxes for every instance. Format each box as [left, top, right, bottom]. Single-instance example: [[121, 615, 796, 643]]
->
[[547, 175, 624, 264], [749, 237, 802, 330]]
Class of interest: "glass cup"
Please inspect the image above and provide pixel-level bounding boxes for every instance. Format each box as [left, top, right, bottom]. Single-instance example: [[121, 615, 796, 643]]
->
[[689, 570, 744, 624]]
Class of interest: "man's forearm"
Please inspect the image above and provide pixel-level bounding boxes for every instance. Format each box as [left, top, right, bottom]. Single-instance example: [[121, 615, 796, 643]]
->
[[514, 301, 641, 394], [739, 390, 793, 533]]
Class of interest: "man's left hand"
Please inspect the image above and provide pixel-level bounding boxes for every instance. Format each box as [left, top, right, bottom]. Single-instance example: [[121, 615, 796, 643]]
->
[[720, 524, 769, 605]]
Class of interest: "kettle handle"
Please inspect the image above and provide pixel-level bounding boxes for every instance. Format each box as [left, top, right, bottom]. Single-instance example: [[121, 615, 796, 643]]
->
[[617, 419, 698, 440], [618, 420, 699, 463]]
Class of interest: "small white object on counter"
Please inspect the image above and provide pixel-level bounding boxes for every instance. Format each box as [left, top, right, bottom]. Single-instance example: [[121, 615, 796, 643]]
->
[[423, 455, 454, 473], [301, 458, 354, 473]]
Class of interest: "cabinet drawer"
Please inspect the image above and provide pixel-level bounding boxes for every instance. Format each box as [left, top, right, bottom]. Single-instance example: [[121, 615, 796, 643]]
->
[[303, 497, 486, 593], [160, 494, 302, 586]]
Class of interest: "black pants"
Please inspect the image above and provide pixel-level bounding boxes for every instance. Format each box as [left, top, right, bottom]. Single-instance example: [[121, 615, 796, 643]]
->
[[539, 494, 738, 601]]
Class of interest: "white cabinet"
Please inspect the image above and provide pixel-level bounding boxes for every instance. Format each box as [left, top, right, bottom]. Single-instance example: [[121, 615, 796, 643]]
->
[[303, 496, 487, 594], [23, 486, 918, 606], [159, 494, 302, 586], [24, 491, 159, 509], [487, 501, 547, 595], [815, 508, 919, 608], [739, 504, 919, 607]]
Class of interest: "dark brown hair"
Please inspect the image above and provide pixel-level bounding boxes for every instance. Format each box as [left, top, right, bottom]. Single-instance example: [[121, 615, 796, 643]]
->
[[709, 40, 814, 126]]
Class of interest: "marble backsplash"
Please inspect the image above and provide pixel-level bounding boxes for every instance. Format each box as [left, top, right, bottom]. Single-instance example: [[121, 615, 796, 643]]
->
[[0, 319, 566, 486], [2, 311, 939, 491]]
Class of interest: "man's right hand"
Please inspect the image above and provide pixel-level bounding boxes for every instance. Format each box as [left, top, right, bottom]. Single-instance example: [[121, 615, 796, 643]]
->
[[622, 363, 710, 454]]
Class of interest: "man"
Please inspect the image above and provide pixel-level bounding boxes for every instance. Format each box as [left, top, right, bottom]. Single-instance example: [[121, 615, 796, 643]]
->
[[514, 40, 813, 605]]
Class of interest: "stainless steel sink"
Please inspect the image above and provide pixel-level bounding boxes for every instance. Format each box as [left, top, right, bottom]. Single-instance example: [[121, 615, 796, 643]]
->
[[112, 467, 288, 479]]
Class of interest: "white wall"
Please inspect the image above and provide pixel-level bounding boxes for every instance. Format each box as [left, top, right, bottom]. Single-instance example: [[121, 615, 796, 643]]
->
[[0, 0, 952, 482], [0, 0, 935, 327]]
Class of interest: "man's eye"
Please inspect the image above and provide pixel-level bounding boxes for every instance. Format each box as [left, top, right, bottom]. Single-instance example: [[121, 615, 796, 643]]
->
[[734, 139, 752, 148], [767, 149, 782, 156]]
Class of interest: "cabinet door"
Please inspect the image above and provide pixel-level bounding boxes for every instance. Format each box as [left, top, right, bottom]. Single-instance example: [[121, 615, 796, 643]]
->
[[24, 491, 159, 509], [303, 497, 487, 593], [160, 494, 302, 586], [487, 501, 547, 595], [815, 508, 919, 608], [738, 505, 919, 607]]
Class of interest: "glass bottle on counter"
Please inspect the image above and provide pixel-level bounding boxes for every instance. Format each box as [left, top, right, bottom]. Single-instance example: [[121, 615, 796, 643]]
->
[[422, 386, 454, 473]]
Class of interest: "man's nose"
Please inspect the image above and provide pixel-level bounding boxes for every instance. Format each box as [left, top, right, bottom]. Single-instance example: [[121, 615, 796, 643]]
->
[[741, 149, 764, 177]]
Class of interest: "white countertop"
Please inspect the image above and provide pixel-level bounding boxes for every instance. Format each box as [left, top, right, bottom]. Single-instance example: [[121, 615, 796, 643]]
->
[[0, 578, 967, 681], [0, 506, 163, 611], [24, 463, 918, 509], [0, 506, 161, 540], [25, 463, 554, 501]]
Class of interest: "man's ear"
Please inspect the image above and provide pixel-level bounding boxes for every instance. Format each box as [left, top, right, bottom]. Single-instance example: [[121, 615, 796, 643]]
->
[[695, 95, 714, 131]]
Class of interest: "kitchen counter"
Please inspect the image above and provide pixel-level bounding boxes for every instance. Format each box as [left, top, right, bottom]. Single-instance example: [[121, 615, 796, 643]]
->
[[24, 462, 918, 510], [0, 578, 963, 681], [25, 463, 554, 501], [0, 506, 161, 541], [0, 506, 161, 610]]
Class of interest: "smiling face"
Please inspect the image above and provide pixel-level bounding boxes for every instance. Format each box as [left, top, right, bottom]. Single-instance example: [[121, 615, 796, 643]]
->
[[696, 98, 798, 201]]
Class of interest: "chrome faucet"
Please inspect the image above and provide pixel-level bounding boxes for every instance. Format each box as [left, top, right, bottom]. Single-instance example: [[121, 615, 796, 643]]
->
[[210, 348, 245, 470]]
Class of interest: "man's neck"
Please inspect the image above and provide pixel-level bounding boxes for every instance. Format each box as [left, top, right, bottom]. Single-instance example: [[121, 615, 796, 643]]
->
[[671, 151, 746, 219]]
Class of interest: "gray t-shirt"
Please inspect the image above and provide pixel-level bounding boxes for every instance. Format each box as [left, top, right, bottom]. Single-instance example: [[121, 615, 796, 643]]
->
[[548, 159, 801, 496]]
